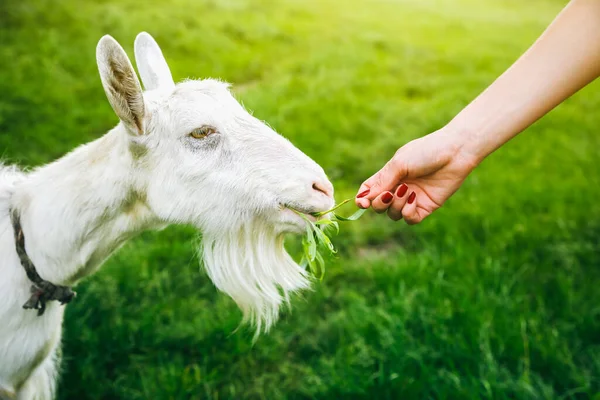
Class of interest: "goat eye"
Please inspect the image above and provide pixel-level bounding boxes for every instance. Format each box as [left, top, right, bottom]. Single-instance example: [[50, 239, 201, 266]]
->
[[190, 126, 216, 139]]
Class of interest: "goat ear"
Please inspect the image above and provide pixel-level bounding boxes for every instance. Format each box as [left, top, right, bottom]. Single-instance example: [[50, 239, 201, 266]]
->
[[97, 35, 145, 135], [134, 32, 175, 91]]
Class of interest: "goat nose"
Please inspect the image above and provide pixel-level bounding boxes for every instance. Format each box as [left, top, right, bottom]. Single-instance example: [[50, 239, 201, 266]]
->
[[312, 180, 334, 198]]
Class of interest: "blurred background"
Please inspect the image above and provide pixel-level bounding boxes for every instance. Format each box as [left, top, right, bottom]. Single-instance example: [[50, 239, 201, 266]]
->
[[1, 0, 599, 398]]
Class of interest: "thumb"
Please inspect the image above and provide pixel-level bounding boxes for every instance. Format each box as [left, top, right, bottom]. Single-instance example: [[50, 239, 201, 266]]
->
[[356, 156, 407, 206]]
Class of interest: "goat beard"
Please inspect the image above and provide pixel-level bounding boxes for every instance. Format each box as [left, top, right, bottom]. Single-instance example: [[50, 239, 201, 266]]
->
[[199, 219, 310, 337]]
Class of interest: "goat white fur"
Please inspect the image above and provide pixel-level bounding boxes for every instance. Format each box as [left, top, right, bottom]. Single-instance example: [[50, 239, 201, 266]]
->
[[0, 33, 334, 399]]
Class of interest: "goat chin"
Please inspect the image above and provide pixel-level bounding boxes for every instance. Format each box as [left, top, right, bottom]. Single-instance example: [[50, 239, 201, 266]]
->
[[199, 219, 311, 337]]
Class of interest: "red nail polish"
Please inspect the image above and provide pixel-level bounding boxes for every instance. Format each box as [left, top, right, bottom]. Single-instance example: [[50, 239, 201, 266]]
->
[[357, 189, 370, 198], [407, 192, 416, 204], [381, 192, 393, 204], [396, 184, 408, 198]]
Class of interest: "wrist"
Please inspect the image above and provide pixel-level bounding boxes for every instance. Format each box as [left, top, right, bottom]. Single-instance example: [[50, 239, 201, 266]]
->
[[440, 122, 484, 172]]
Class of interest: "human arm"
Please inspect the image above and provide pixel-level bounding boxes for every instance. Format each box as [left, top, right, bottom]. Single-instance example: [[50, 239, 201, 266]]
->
[[356, 0, 600, 223]]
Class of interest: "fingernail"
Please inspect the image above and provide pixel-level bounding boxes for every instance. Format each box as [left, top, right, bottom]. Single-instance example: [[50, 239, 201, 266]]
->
[[407, 192, 416, 204], [396, 184, 408, 198], [357, 189, 370, 198], [381, 192, 393, 204]]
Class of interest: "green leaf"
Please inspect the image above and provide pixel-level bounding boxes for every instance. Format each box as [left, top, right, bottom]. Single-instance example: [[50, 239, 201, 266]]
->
[[329, 220, 340, 234], [305, 224, 317, 261], [299, 256, 308, 269], [291, 198, 369, 280], [311, 198, 352, 217], [315, 219, 340, 234], [306, 252, 318, 277], [315, 251, 326, 281], [314, 227, 336, 254], [333, 208, 367, 221]]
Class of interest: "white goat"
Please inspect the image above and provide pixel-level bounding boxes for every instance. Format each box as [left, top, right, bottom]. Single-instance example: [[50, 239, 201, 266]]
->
[[0, 33, 334, 399]]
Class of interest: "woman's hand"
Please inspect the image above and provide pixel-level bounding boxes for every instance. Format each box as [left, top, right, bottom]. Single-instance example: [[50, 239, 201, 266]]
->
[[355, 0, 600, 225], [355, 128, 478, 224]]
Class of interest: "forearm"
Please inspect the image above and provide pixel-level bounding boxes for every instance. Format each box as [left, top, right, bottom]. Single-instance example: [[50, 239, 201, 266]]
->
[[447, 0, 600, 163]]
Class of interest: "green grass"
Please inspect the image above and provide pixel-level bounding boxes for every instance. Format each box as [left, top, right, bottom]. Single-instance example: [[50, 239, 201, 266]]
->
[[2, 0, 600, 398]]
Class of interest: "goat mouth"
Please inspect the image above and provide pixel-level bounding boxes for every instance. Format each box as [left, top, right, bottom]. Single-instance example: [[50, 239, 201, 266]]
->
[[277, 206, 332, 234], [280, 204, 320, 224], [281, 203, 326, 216]]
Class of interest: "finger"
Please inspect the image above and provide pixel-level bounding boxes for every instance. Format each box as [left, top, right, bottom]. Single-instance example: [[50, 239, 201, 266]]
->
[[355, 175, 378, 208], [355, 196, 370, 209], [355, 178, 375, 208], [355, 186, 370, 208], [367, 156, 407, 199], [387, 207, 402, 221], [356, 155, 407, 202], [387, 184, 409, 221], [371, 191, 394, 214], [402, 191, 421, 225]]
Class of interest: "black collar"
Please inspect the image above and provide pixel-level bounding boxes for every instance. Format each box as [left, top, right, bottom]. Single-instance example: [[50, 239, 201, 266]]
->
[[10, 210, 75, 316]]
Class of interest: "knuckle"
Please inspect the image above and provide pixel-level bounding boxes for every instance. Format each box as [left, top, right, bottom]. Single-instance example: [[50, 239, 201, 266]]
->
[[393, 145, 407, 159], [390, 156, 407, 176], [405, 213, 425, 225], [390, 199, 405, 212], [374, 206, 388, 214], [402, 210, 416, 224], [387, 209, 402, 221], [404, 215, 418, 225], [390, 153, 404, 169], [373, 173, 386, 189]]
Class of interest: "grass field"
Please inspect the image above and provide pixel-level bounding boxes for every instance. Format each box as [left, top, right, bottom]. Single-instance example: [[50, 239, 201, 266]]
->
[[2, 0, 600, 398]]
